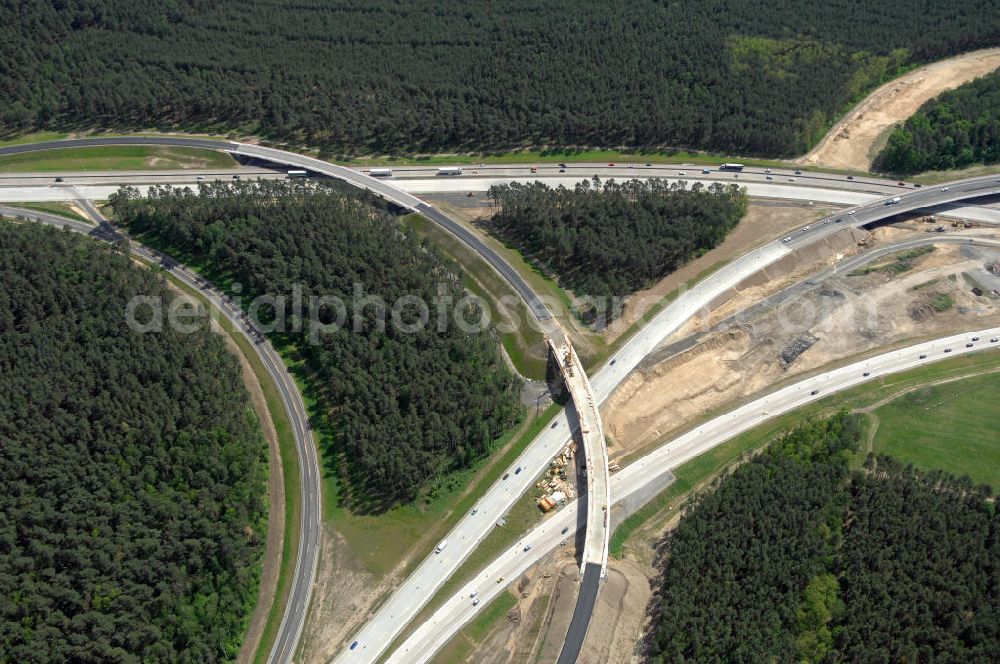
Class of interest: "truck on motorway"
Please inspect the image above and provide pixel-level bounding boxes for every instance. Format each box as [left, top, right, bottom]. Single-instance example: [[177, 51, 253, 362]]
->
[[718, 163, 744, 172], [435, 539, 448, 554], [369, 168, 393, 177], [436, 166, 463, 176], [287, 169, 308, 178]]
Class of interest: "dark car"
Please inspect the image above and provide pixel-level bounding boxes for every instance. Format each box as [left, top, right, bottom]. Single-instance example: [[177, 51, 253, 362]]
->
[[810, 390, 818, 395], [966, 342, 974, 348], [550, 421, 558, 429], [944, 348, 952, 353], [561, 526, 569, 535], [919, 354, 926, 359], [863, 372, 871, 377], [350, 641, 359, 650], [558, 163, 567, 168], [846, 175, 854, 180], [514, 467, 522, 475], [502, 472, 510, 480], [54, 176, 64, 182]]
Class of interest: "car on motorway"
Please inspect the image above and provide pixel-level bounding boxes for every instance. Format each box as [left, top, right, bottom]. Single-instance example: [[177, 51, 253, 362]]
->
[[966, 342, 974, 347], [972, 336, 980, 341], [678, 171, 686, 176], [810, 390, 818, 395], [795, 169, 802, 175], [54, 176, 63, 182], [232, 174, 240, 180], [514, 466, 522, 475], [897, 181, 905, 186], [944, 348, 952, 353], [919, 354, 927, 359], [802, 225, 810, 230], [848, 210, 856, 215], [645, 162, 652, 166], [766, 174, 774, 180], [764, 168, 771, 173], [608, 163, 615, 166], [847, 175, 854, 180], [941, 186, 949, 192], [530, 166, 537, 173], [497, 576, 504, 583], [914, 183, 922, 187], [523, 544, 532, 552], [782, 236, 792, 242], [561, 526, 569, 535], [435, 539, 448, 554], [550, 421, 558, 429], [789, 177, 795, 181], [558, 163, 567, 168], [502, 472, 510, 480], [470, 590, 479, 598], [472, 598, 480, 606], [863, 372, 871, 377], [610, 358, 617, 365], [627, 164, 635, 168], [835, 217, 843, 223], [559, 168, 566, 173], [702, 168, 711, 174], [350, 641, 359, 650], [991, 337, 999, 343], [471, 507, 478, 515]]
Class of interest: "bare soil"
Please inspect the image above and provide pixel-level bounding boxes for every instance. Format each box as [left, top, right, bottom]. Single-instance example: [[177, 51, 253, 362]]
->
[[226, 331, 285, 664], [603, 203, 835, 342], [604, 234, 1000, 457], [799, 48, 1000, 172]]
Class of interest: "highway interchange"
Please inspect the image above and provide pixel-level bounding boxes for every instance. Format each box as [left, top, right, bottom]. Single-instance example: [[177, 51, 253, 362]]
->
[[3, 137, 1000, 663]]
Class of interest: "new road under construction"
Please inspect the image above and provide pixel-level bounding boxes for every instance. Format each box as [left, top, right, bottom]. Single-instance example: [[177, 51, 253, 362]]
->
[[546, 333, 611, 663]]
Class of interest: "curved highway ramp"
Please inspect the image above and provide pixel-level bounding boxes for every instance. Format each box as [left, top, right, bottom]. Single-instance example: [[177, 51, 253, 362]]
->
[[547, 334, 611, 662]]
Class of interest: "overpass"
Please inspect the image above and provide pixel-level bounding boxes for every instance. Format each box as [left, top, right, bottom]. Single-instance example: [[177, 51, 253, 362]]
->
[[545, 333, 610, 663], [7, 137, 1000, 663]]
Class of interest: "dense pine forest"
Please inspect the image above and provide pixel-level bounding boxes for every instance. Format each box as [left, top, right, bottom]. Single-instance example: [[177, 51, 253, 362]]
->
[[0, 223, 267, 662], [110, 181, 522, 508], [487, 179, 746, 320], [3, 1, 1000, 156], [648, 413, 999, 662], [876, 69, 1000, 173]]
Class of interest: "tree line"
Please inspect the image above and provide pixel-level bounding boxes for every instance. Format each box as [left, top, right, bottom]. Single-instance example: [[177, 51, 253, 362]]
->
[[0, 223, 268, 662], [486, 178, 746, 322], [876, 68, 1000, 174], [3, 1, 1000, 157], [648, 413, 999, 662], [110, 180, 523, 510]]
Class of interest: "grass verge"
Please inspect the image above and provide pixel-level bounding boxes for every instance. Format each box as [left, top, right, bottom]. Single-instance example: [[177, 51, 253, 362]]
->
[[153, 269, 301, 664], [0, 145, 237, 172], [9, 201, 92, 223], [430, 591, 519, 664], [612, 348, 1000, 558]]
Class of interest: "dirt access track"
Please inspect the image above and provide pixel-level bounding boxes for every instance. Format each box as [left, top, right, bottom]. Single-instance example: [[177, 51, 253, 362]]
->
[[799, 48, 1000, 172]]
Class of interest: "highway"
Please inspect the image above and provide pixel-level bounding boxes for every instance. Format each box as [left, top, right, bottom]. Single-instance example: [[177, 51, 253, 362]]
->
[[388, 327, 1000, 663], [546, 335, 611, 662], [5, 138, 1000, 662], [0, 205, 322, 664]]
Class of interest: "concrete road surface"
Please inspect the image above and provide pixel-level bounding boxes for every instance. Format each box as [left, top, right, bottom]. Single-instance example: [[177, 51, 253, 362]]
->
[[389, 327, 1000, 663]]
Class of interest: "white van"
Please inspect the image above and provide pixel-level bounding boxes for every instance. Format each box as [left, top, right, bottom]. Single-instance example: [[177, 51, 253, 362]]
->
[[435, 539, 448, 554]]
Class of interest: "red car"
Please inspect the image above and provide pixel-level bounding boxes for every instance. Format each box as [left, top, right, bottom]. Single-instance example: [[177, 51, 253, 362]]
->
[[608, 162, 615, 167]]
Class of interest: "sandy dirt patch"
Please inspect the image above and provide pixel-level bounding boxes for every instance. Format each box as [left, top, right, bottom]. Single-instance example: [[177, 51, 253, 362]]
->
[[226, 332, 285, 664], [603, 203, 836, 342], [799, 48, 1000, 172], [605, 237, 1000, 457]]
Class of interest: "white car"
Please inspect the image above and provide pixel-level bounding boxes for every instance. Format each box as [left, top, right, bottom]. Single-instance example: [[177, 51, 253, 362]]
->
[[782, 236, 792, 242], [678, 171, 686, 176], [789, 177, 796, 182], [941, 186, 950, 191], [766, 174, 773, 180]]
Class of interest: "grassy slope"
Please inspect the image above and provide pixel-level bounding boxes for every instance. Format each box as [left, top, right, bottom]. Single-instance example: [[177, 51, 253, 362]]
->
[[0, 145, 236, 171], [154, 270, 302, 664], [8, 201, 92, 223], [868, 370, 1000, 488]]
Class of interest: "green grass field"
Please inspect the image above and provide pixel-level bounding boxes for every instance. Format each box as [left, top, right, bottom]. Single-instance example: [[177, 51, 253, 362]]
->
[[0, 145, 236, 172], [8, 201, 92, 223], [867, 370, 1000, 488]]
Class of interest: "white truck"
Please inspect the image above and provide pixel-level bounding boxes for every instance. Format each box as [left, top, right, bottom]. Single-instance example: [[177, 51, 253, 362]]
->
[[436, 166, 463, 176], [369, 168, 393, 177], [435, 539, 448, 554]]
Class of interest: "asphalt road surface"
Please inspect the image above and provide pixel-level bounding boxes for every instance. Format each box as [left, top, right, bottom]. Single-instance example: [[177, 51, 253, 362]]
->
[[389, 327, 1000, 663], [5, 138, 1000, 662], [0, 205, 322, 664]]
